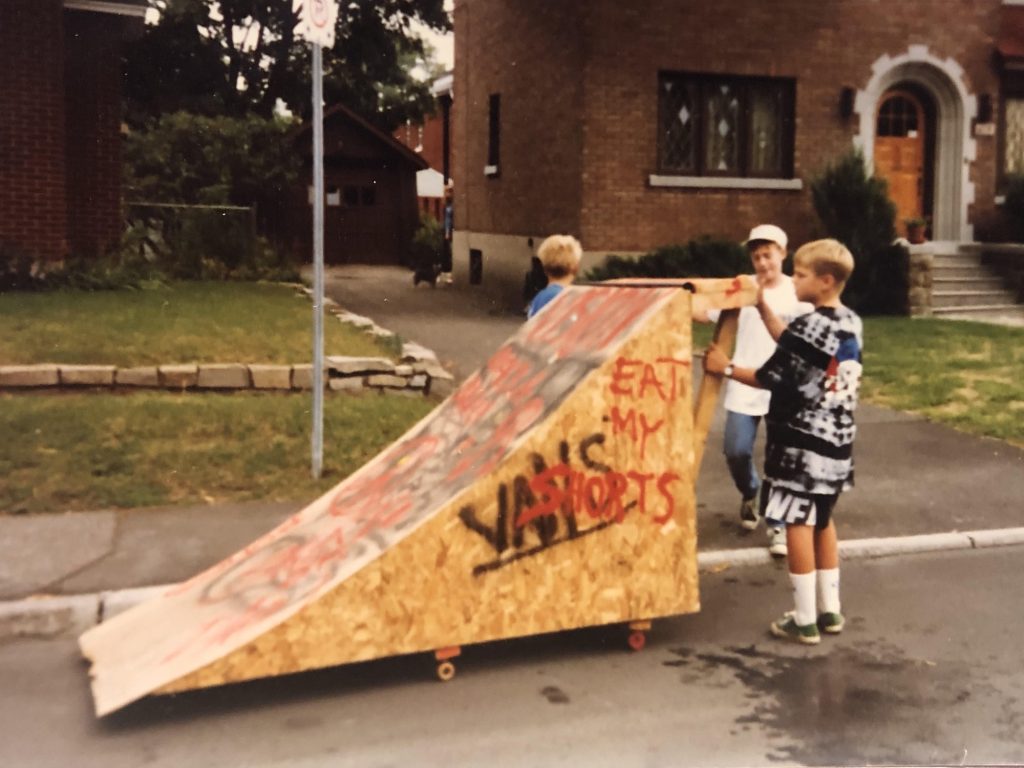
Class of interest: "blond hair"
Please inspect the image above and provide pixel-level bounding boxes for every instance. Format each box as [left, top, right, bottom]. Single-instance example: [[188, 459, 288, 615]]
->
[[537, 234, 582, 279], [794, 238, 855, 287]]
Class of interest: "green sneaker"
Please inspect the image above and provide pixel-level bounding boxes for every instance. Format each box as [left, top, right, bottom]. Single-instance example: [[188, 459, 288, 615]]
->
[[739, 495, 761, 531], [769, 611, 821, 645], [817, 611, 845, 634]]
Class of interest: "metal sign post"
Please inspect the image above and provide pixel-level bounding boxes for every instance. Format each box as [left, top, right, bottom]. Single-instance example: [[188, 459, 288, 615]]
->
[[294, 0, 339, 479], [311, 41, 325, 479]]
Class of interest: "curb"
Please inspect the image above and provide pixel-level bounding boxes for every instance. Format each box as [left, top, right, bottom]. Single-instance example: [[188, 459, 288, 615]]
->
[[4, 527, 1024, 642], [698, 527, 1024, 571]]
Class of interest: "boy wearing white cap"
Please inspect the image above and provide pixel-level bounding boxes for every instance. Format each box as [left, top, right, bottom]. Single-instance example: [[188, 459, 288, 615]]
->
[[700, 224, 812, 556]]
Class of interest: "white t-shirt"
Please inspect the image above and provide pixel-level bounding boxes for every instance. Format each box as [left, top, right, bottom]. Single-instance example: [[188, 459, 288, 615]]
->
[[707, 275, 813, 416]]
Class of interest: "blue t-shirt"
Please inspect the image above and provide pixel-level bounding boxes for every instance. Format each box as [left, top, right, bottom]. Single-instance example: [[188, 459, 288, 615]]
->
[[527, 284, 564, 318]]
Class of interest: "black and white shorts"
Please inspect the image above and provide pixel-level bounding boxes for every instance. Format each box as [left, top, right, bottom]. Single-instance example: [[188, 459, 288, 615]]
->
[[760, 484, 839, 530]]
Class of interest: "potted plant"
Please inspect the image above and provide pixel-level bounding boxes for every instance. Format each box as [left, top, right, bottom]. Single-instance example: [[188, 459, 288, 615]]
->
[[904, 217, 929, 244]]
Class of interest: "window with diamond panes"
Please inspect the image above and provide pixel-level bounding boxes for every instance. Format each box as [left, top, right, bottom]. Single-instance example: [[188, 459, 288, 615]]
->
[[660, 79, 698, 173], [658, 73, 794, 178], [1004, 98, 1024, 175]]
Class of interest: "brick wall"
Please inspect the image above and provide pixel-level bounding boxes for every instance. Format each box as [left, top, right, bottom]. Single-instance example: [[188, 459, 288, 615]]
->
[[65, 12, 127, 259], [0, 0, 68, 262], [453, 0, 585, 238], [457, 0, 1004, 254], [580, 0, 1002, 250], [394, 110, 446, 172]]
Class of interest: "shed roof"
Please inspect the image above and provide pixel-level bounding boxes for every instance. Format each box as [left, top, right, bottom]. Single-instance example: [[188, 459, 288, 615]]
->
[[63, 1, 148, 17], [295, 103, 430, 170]]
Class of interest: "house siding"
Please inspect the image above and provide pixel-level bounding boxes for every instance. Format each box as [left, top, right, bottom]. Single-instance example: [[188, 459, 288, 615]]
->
[[0, 0, 69, 262], [455, 0, 1005, 302], [453, 0, 586, 238], [65, 11, 127, 259]]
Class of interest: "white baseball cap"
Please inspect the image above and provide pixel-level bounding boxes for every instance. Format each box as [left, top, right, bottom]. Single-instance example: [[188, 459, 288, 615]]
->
[[744, 224, 788, 250]]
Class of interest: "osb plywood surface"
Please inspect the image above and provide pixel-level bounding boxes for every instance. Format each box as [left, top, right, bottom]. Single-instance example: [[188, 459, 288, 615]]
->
[[161, 289, 699, 694], [81, 280, 755, 715], [79, 285, 682, 716], [601, 275, 755, 307]]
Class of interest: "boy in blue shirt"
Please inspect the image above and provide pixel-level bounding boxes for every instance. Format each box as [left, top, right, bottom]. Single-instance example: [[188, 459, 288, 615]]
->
[[527, 234, 583, 319], [704, 239, 862, 644]]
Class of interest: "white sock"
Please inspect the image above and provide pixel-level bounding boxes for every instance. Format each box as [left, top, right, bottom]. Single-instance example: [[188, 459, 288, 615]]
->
[[817, 568, 841, 615], [789, 571, 817, 627]]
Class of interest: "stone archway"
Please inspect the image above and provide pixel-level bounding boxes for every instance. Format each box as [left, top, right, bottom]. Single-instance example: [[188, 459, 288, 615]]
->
[[854, 45, 977, 242]]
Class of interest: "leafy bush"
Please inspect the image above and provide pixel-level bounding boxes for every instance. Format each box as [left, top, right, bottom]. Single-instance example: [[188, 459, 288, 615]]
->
[[408, 213, 444, 270], [586, 236, 750, 281], [0, 240, 41, 291], [810, 150, 908, 315], [124, 207, 299, 282], [1001, 174, 1024, 242], [124, 112, 298, 208], [120, 110, 301, 282]]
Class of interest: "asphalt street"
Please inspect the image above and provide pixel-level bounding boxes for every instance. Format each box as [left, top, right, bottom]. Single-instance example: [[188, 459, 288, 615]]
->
[[2, 545, 1021, 767]]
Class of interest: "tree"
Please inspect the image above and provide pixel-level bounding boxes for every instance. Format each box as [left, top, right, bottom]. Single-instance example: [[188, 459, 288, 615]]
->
[[810, 151, 909, 315], [124, 0, 449, 130], [123, 111, 299, 207]]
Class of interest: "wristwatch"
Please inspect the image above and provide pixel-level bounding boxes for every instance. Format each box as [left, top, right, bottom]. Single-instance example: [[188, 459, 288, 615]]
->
[[724, 362, 735, 379]]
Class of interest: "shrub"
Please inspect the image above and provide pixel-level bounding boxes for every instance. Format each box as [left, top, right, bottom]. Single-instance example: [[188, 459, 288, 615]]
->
[[0, 240, 41, 291], [586, 236, 750, 281], [124, 206, 299, 282], [810, 150, 909, 315], [408, 213, 444, 271], [1001, 174, 1024, 242]]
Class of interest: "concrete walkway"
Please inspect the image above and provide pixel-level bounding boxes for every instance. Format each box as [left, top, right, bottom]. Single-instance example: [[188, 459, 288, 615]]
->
[[3, 264, 1023, 639]]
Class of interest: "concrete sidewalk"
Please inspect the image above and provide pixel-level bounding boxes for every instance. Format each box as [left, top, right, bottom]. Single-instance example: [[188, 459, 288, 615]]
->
[[3, 265, 1023, 638]]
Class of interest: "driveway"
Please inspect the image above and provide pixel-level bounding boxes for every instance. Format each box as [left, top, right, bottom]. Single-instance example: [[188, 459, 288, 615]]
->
[[318, 264, 524, 382]]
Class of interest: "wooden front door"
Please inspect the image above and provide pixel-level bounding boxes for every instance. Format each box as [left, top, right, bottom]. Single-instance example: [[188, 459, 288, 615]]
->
[[874, 90, 926, 237]]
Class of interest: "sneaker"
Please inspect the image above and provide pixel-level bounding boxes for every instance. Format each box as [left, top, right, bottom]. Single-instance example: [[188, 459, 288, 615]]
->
[[770, 611, 821, 645], [817, 611, 845, 634], [767, 526, 787, 558], [739, 494, 761, 531]]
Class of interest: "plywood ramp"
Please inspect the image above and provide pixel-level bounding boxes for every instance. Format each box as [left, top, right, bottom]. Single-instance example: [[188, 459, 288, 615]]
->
[[79, 278, 755, 716]]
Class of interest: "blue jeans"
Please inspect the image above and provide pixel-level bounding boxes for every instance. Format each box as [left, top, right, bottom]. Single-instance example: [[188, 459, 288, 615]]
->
[[723, 411, 782, 530]]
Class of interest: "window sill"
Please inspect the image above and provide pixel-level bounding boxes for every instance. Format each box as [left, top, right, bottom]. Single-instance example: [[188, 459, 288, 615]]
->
[[484, 165, 499, 177], [649, 174, 803, 191]]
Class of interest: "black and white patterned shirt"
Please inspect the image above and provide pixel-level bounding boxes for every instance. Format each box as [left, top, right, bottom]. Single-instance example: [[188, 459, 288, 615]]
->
[[755, 306, 863, 495]]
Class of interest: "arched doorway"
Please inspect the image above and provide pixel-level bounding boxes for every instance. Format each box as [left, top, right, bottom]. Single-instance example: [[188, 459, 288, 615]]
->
[[854, 48, 978, 242], [874, 87, 935, 238]]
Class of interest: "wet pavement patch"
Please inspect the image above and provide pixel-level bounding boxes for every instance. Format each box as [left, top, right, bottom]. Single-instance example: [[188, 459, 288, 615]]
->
[[664, 641, 1000, 764], [540, 686, 570, 705]]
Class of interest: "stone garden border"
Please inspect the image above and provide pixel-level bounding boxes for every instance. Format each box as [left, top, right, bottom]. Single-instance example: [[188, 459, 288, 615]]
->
[[0, 286, 455, 399]]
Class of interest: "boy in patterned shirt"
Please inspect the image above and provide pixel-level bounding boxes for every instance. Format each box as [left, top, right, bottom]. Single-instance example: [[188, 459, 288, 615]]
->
[[704, 239, 862, 644]]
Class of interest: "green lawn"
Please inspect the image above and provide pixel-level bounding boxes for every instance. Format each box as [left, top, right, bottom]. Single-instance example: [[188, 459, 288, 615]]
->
[[0, 282, 394, 365], [696, 315, 1024, 447], [2, 294, 1022, 515], [0, 391, 435, 514], [861, 316, 1024, 446]]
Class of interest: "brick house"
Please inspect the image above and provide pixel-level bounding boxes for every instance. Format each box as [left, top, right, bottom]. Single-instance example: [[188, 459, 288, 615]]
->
[[394, 73, 455, 222], [0, 0, 145, 264], [452, 0, 1024, 309]]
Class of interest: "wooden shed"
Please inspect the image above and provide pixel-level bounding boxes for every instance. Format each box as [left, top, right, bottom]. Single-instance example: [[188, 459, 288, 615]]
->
[[288, 104, 429, 265]]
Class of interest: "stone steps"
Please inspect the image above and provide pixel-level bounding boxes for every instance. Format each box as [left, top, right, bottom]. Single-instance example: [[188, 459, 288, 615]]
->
[[931, 264, 988, 279], [915, 243, 1024, 320], [932, 276, 1006, 291], [932, 288, 1020, 308]]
